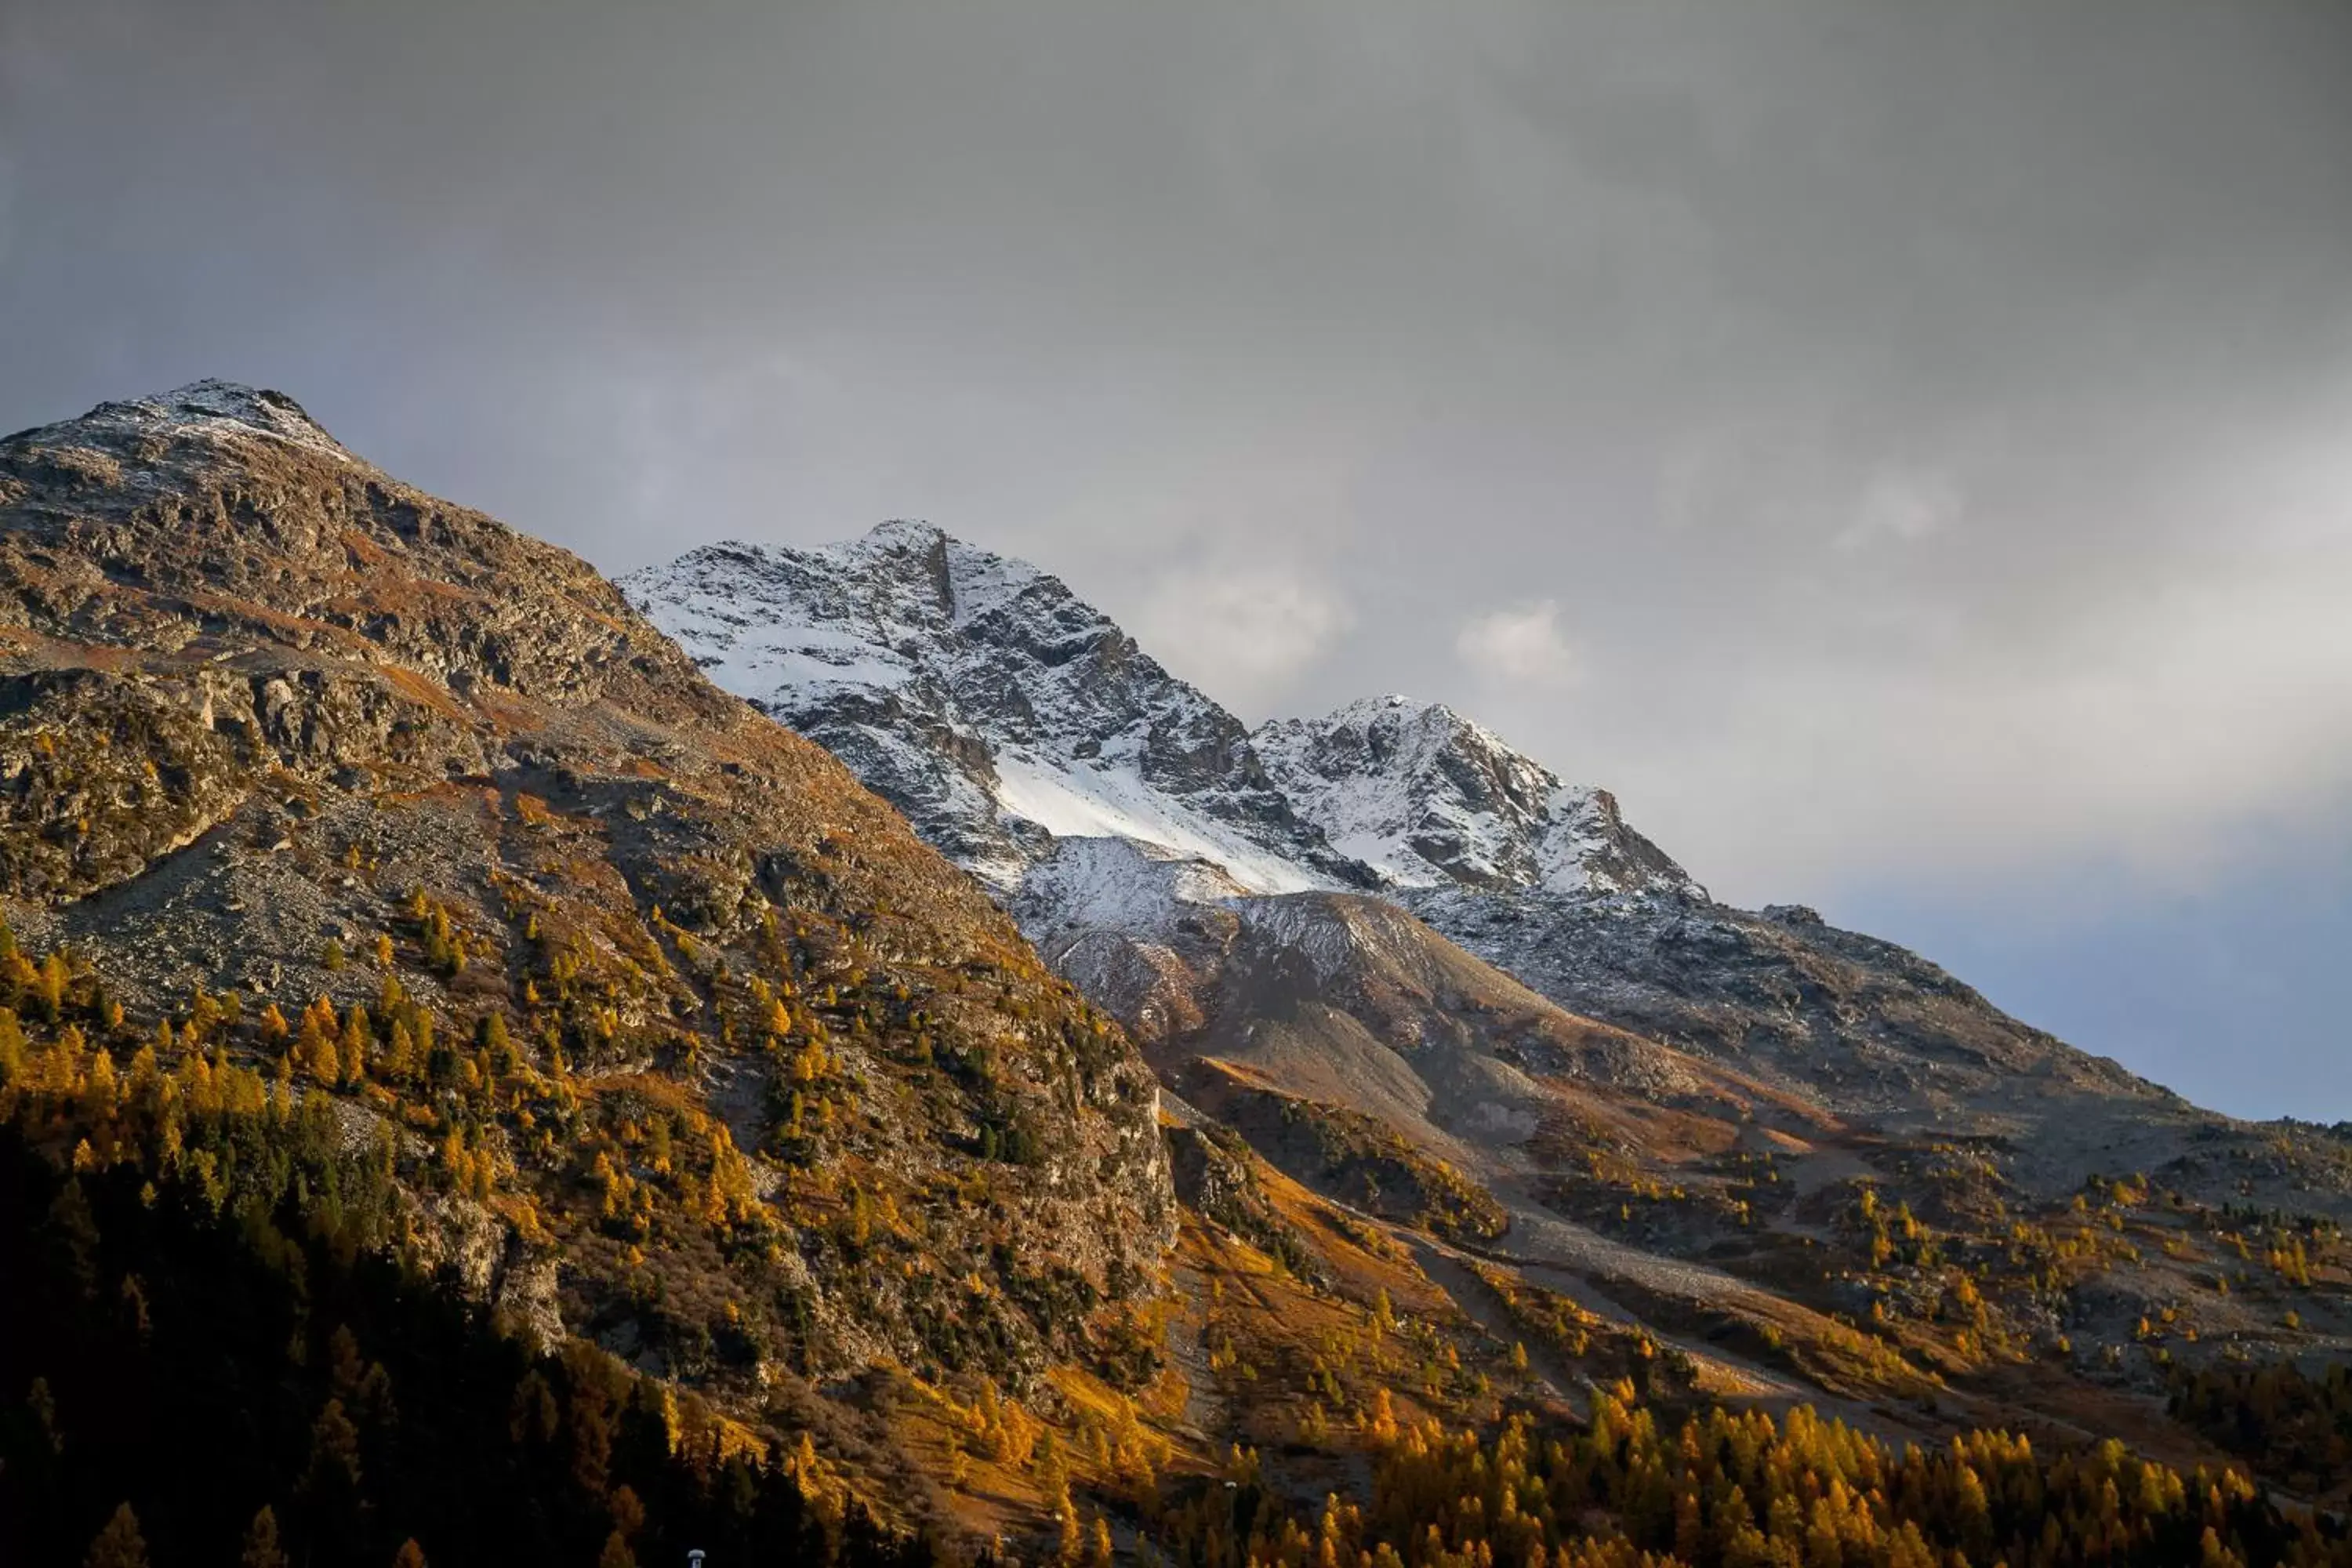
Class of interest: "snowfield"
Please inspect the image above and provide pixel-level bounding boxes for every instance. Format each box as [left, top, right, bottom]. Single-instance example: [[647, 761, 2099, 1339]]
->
[[623, 521, 1693, 926]]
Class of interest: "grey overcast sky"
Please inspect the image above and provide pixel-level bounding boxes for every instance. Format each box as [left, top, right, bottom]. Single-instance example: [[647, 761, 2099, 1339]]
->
[[6, 1, 2350, 1118]]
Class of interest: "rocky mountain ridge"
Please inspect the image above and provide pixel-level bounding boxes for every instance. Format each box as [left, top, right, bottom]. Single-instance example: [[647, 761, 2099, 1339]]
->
[[631, 513, 2352, 1464], [1253, 694, 1700, 898], [626, 524, 1361, 894], [623, 526, 1703, 906], [0, 381, 1175, 1399], [626, 522, 2292, 1172]]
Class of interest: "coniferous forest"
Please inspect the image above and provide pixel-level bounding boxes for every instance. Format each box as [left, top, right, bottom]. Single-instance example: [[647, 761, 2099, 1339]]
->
[[0, 1004, 916, 1567], [3, 960, 2347, 1566]]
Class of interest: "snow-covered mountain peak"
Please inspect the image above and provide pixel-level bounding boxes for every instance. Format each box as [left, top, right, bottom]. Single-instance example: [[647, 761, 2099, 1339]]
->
[[1253, 695, 1701, 898], [14, 380, 354, 465], [151, 378, 325, 430], [862, 517, 949, 548], [627, 524, 1698, 907], [623, 528, 1363, 895]]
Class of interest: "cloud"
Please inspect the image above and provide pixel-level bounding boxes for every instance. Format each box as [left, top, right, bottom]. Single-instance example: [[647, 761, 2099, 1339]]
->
[[1597, 408, 2352, 903], [1131, 568, 1355, 717], [1833, 466, 1963, 553], [8, 0, 2352, 1106], [1454, 601, 1581, 688]]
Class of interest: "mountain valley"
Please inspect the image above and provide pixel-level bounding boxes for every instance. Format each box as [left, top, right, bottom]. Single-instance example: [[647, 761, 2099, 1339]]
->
[[0, 386, 2345, 1566]]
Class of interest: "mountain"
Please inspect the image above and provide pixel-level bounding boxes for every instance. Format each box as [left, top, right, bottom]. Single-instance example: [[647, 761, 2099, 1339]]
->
[[626, 524, 1364, 893], [6, 387, 2350, 1566], [633, 519, 2352, 1461], [1253, 694, 1700, 898], [625, 528, 1711, 903], [0, 385, 1178, 1560], [626, 524, 2338, 1190]]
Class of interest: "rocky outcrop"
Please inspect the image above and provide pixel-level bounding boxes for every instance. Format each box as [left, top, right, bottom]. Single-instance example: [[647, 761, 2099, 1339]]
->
[[1252, 695, 1700, 897], [1163, 1122, 1332, 1288]]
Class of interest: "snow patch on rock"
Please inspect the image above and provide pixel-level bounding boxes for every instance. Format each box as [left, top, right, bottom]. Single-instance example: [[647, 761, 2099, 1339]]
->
[[625, 522, 1363, 895], [1253, 695, 1703, 898], [13, 380, 359, 466], [1013, 836, 1251, 941]]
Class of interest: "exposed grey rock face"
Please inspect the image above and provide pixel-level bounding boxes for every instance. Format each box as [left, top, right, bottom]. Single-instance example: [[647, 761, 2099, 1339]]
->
[[1406, 886, 2125, 1115], [1252, 694, 1700, 897], [624, 524, 1364, 891], [1401, 883, 2352, 1209]]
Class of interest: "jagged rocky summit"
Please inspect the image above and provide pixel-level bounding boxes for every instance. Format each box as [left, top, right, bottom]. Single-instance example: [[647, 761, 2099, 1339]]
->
[[624, 525, 1685, 902], [1254, 693, 1700, 898], [624, 523, 1391, 895]]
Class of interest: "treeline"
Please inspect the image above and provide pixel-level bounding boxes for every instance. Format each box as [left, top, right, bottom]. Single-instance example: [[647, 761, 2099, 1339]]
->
[[1152, 1393, 2350, 1568], [2172, 1359, 2352, 1503], [0, 1038, 931, 1568]]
